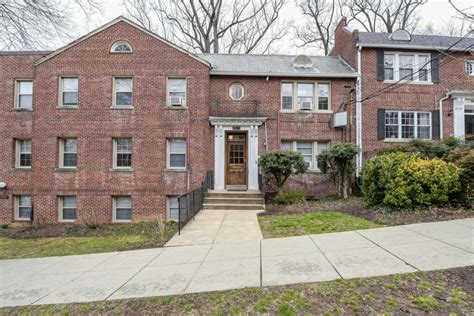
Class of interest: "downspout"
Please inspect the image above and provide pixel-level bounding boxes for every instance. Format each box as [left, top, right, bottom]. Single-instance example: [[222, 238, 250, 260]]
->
[[438, 93, 450, 140], [186, 108, 191, 190], [355, 47, 363, 177]]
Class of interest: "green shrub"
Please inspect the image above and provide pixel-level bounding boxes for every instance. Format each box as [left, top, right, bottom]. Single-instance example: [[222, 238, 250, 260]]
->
[[270, 190, 306, 205], [378, 137, 464, 158], [361, 152, 462, 209], [259, 150, 308, 192], [443, 147, 474, 208]]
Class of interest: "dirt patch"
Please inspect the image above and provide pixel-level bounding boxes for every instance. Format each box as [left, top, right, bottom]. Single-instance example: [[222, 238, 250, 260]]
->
[[264, 197, 474, 226], [2, 267, 473, 315]]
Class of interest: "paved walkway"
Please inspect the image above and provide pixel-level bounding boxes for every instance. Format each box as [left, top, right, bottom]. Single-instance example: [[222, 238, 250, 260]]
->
[[165, 209, 263, 246], [0, 218, 472, 307]]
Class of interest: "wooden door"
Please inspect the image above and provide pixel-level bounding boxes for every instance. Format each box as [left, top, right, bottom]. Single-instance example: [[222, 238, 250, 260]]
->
[[225, 132, 247, 189]]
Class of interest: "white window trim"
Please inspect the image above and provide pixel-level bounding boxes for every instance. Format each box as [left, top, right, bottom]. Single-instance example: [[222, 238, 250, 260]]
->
[[58, 77, 79, 108], [15, 139, 31, 169], [112, 77, 133, 108], [112, 138, 132, 170], [384, 110, 432, 141], [110, 41, 133, 53], [58, 196, 77, 222], [167, 139, 187, 170], [280, 81, 331, 113], [281, 140, 329, 172], [59, 138, 77, 169], [465, 60, 474, 76], [229, 83, 245, 101], [14, 195, 32, 221], [167, 196, 179, 221], [112, 196, 132, 223], [383, 52, 432, 84], [14, 79, 33, 110], [166, 77, 187, 108]]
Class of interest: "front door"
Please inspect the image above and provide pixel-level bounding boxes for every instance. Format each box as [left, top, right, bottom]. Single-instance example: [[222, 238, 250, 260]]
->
[[225, 132, 247, 190]]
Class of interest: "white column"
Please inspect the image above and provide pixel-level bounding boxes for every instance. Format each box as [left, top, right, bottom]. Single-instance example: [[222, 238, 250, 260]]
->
[[214, 125, 225, 190], [248, 125, 259, 190], [453, 97, 465, 139]]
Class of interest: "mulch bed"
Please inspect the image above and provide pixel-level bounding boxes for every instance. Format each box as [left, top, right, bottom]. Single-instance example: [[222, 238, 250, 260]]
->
[[264, 197, 474, 226]]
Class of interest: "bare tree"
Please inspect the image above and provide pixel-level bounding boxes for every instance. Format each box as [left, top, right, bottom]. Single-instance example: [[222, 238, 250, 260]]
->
[[123, 0, 286, 53], [421, 18, 470, 37], [295, 0, 345, 55], [345, 0, 427, 33], [0, 0, 102, 50], [449, 0, 474, 23]]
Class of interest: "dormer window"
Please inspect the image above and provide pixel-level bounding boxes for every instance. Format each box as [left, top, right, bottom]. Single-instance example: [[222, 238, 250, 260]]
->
[[111, 41, 132, 53]]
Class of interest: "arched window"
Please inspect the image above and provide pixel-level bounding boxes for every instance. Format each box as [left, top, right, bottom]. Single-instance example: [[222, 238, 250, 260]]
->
[[229, 83, 244, 101], [111, 41, 133, 53]]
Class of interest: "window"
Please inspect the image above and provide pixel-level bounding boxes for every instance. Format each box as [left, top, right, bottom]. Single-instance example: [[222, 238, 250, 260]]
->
[[297, 83, 314, 110], [14, 195, 32, 221], [16, 139, 31, 168], [384, 111, 431, 140], [59, 138, 77, 168], [111, 41, 132, 53], [15, 80, 33, 109], [465, 61, 474, 76], [113, 196, 132, 221], [168, 196, 179, 221], [168, 139, 186, 169], [229, 83, 244, 101], [384, 54, 395, 80], [113, 138, 132, 169], [281, 140, 329, 171], [168, 78, 186, 107], [60, 77, 78, 107], [113, 77, 133, 107], [281, 83, 293, 110], [318, 84, 329, 110], [59, 196, 77, 221], [383, 53, 431, 82]]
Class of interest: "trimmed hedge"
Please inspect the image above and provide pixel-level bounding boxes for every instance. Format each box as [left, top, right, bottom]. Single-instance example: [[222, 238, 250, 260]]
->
[[270, 190, 306, 205]]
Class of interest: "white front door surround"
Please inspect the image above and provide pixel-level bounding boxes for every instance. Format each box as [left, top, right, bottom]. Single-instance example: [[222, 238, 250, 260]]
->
[[452, 92, 474, 139], [210, 117, 266, 191]]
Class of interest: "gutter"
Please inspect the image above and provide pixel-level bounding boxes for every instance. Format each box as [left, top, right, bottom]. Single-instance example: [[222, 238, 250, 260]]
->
[[208, 71, 358, 78], [356, 43, 472, 52], [439, 93, 451, 139]]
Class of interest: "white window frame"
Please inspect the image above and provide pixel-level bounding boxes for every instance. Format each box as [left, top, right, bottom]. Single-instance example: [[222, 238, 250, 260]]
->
[[167, 139, 187, 170], [280, 81, 331, 112], [59, 77, 79, 108], [59, 138, 77, 169], [384, 111, 432, 141], [383, 52, 432, 83], [465, 61, 474, 76], [229, 83, 245, 101], [110, 41, 133, 53], [280, 140, 330, 171], [14, 195, 32, 221], [14, 80, 33, 110], [113, 196, 132, 222], [167, 77, 187, 107], [58, 196, 77, 222], [15, 139, 32, 169], [112, 77, 133, 108], [113, 138, 132, 170], [167, 196, 179, 221]]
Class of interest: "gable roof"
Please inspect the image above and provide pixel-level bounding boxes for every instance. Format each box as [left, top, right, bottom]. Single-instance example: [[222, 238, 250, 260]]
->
[[34, 16, 210, 67], [357, 32, 474, 52], [198, 53, 358, 77]]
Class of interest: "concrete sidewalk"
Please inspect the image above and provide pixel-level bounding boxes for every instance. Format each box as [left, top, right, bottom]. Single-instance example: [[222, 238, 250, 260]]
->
[[0, 218, 472, 307]]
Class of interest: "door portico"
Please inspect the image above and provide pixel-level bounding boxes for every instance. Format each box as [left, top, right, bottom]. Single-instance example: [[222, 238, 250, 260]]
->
[[210, 117, 266, 191]]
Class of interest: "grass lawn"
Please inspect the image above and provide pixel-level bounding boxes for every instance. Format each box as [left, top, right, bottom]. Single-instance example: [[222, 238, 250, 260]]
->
[[0, 221, 177, 259], [258, 211, 384, 238], [1, 267, 472, 315]]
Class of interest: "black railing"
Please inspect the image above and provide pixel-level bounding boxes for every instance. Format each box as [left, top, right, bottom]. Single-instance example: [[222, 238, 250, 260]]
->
[[177, 171, 213, 234]]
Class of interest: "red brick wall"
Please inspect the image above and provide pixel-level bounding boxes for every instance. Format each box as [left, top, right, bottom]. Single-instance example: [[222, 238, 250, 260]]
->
[[0, 21, 212, 224], [360, 48, 474, 160], [329, 18, 359, 69]]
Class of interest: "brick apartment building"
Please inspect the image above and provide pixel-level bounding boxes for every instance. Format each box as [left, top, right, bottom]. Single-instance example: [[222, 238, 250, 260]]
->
[[0, 16, 472, 224]]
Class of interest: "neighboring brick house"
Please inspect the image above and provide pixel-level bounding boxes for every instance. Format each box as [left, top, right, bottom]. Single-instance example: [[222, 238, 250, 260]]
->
[[330, 18, 474, 173], [0, 17, 358, 224]]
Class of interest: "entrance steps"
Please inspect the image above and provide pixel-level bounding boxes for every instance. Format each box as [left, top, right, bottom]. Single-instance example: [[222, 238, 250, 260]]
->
[[203, 190, 265, 210]]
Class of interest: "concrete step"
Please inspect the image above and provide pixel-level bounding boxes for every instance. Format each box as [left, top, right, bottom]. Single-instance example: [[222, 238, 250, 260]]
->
[[204, 197, 264, 205], [206, 191, 262, 199], [203, 203, 265, 210]]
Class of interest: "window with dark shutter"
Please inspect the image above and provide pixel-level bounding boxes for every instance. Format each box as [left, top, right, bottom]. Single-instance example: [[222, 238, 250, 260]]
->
[[376, 50, 385, 81], [377, 109, 386, 139], [431, 52, 440, 83], [432, 110, 440, 139]]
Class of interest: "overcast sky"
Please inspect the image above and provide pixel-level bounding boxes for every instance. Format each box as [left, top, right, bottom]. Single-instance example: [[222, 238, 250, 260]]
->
[[62, 0, 472, 55]]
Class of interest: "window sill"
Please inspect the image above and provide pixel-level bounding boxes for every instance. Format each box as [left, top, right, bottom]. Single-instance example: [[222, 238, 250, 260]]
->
[[165, 106, 188, 110], [14, 218, 32, 222], [383, 138, 411, 143], [57, 106, 79, 109], [13, 108, 33, 112], [110, 168, 133, 172], [383, 80, 433, 85], [111, 106, 134, 110], [113, 219, 132, 223], [59, 219, 76, 223], [56, 168, 77, 172], [280, 110, 332, 114], [164, 168, 187, 172], [14, 167, 32, 171]]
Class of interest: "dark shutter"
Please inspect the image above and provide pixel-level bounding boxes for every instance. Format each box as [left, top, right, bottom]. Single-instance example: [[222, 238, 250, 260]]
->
[[431, 52, 440, 83], [432, 110, 440, 139], [377, 109, 386, 140], [376, 50, 385, 81]]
